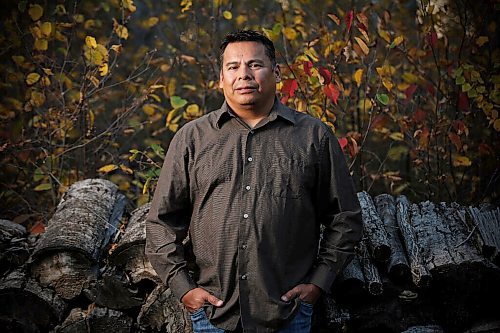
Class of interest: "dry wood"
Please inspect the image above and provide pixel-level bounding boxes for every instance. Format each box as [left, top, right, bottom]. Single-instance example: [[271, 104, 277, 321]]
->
[[467, 204, 500, 265], [0, 219, 30, 274], [55, 306, 133, 333], [31, 179, 126, 299], [396, 196, 431, 288], [110, 202, 160, 284], [359, 240, 383, 295], [0, 268, 67, 333], [357, 191, 391, 263], [137, 284, 193, 333], [374, 194, 411, 283], [401, 325, 443, 333]]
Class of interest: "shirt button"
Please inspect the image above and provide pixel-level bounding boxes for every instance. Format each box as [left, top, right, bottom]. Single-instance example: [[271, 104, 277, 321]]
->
[[243, 213, 249, 219], [245, 185, 251, 191], [242, 244, 247, 249], [247, 157, 253, 162], [241, 274, 247, 280]]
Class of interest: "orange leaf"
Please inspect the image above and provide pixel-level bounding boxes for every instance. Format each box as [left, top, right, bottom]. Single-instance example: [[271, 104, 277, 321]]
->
[[324, 83, 340, 105]]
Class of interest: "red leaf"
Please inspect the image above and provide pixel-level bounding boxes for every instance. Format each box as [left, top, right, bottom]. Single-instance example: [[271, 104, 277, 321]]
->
[[303, 61, 313, 77], [338, 137, 348, 151], [453, 120, 468, 135], [427, 31, 438, 48], [345, 10, 354, 33], [413, 108, 426, 123], [458, 92, 469, 113], [370, 114, 389, 130], [448, 132, 462, 151], [405, 84, 417, 102], [324, 83, 340, 105], [426, 84, 435, 97], [282, 78, 298, 97], [30, 221, 46, 235], [356, 22, 367, 32], [318, 66, 332, 84]]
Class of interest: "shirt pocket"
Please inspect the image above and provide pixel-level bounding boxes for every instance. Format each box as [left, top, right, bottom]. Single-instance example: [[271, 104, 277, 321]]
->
[[193, 160, 232, 192], [269, 157, 314, 199]]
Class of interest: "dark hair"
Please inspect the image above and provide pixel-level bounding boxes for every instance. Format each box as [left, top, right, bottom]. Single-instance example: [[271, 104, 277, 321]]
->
[[219, 30, 277, 67]]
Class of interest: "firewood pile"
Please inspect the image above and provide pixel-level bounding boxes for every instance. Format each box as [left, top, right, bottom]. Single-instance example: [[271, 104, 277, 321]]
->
[[1, 179, 499, 333]]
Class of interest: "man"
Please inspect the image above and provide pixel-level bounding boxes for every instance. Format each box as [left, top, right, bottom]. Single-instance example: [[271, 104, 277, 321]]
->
[[146, 30, 362, 332]]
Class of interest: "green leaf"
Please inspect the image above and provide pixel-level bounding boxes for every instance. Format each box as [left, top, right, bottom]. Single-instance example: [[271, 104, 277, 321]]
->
[[376, 93, 389, 105], [150, 143, 165, 158], [33, 168, 45, 182], [170, 96, 187, 109], [34, 183, 52, 191], [455, 76, 465, 85]]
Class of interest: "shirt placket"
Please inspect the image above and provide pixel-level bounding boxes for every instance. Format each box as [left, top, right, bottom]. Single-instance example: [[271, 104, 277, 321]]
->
[[238, 127, 256, 327]]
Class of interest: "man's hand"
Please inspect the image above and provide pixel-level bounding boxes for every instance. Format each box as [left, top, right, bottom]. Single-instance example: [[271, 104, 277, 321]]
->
[[181, 288, 224, 313], [281, 283, 322, 305]]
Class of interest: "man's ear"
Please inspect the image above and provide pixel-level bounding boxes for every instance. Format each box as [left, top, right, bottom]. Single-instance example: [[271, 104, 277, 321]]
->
[[274, 65, 281, 83]]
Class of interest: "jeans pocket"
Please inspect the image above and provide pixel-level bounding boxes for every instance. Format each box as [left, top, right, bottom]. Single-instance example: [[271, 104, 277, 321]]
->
[[190, 307, 205, 320], [299, 300, 314, 316]]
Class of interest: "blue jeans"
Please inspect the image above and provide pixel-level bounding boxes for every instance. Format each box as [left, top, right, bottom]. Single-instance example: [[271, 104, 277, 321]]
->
[[190, 301, 313, 333]]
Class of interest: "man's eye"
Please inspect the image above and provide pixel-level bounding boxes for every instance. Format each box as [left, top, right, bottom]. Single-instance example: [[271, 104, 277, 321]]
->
[[250, 63, 262, 68], [228, 66, 237, 70]]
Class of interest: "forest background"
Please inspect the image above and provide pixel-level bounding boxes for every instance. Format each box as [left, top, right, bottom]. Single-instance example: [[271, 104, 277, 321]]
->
[[0, 0, 498, 233]]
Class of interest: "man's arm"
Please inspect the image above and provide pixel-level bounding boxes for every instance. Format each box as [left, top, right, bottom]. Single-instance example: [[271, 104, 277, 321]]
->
[[145, 131, 197, 301], [310, 128, 363, 292]]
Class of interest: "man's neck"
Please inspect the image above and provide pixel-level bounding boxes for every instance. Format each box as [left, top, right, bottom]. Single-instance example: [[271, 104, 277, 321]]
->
[[228, 100, 275, 128]]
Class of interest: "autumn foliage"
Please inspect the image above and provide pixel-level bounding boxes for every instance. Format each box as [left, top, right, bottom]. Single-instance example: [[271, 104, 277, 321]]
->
[[0, 0, 498, 230]]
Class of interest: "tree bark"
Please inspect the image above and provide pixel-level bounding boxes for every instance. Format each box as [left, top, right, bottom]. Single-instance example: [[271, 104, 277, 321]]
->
[[0, 268, 67, 333], [31, 179, 126, 299], [374, 194, 411, 283], [396, 196, 431, 288], [357, 191, 391, 263], [54, 306, 133, 333], [466, 204, 500, 265], [0, 219, 30, 275]]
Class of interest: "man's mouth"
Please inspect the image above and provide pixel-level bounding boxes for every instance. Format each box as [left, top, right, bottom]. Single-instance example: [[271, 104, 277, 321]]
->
[[235, 86, 257, 93]]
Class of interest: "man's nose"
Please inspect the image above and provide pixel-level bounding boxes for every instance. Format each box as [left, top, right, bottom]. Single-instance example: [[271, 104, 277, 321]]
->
[[237, 65, 252, 80]]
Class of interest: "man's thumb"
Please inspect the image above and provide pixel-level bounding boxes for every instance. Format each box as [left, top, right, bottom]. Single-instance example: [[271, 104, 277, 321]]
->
[[207, 295, 224, 307]]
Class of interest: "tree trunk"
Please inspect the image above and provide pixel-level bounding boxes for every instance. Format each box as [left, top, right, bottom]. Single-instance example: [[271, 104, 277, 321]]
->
[[31, 179, 126, 299]]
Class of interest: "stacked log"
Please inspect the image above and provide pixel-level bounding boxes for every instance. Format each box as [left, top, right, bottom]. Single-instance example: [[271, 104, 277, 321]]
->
[[1, 179, 499, 332]]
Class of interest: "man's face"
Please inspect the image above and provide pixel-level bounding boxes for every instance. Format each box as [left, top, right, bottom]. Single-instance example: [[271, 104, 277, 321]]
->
[[219, 41, 280, 112]]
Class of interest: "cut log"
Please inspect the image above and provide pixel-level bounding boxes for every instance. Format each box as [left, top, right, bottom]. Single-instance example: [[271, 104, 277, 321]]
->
[[137, 284, 193, 333], [83, 266, 148, 310], [401, 325, 444, 333], [110, 203, 161, 284], [31, 179, 126, 299], [359, 240, 383, 296], [0, 268, 67, 332], [54, 306, 133, 333], [466, 204, 500, 265], [374, 194, 411, 284], [396, 196, 431, 288], [357, 191, 391, 263], [0, 220, 30, 275]]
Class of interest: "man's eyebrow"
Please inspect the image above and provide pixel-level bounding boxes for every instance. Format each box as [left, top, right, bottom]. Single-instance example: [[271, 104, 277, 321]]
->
[[224, 59, 266, 67]]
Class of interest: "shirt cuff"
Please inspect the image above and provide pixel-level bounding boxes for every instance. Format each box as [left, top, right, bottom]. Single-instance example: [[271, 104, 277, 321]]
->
[[308, 263, 337, 292], [169, 269, 197, 301]]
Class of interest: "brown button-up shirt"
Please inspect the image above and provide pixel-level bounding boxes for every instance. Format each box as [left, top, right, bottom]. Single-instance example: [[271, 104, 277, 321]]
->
[[146, 98, 362, 332]]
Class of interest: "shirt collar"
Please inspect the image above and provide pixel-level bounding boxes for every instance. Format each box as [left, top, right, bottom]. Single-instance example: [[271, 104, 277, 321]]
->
[[215, 96, 296, 129]]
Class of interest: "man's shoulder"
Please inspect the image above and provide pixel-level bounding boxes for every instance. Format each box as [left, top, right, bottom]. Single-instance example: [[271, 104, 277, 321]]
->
[[176, 107, 222, 134], [282, 104, 331, 135]]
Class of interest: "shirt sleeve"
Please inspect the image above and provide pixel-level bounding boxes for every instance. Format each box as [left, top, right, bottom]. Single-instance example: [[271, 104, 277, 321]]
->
[[145, 129, 197, 301], [308, 127, 363, 292]]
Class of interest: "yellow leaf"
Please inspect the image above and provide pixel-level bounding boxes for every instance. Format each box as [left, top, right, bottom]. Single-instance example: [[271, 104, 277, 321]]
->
[[115, 24, 129, 39], [180, 0, 192, 13], [41, 76, 51, 86], [402, 72, 419, 83], [110, 44, 122, 53], [99, 63, 108, 76], [397, 82, 410, 91], [122, 0, 137, 12], [358, 98, 373, 112], [89, 76, 100, 87], [34, 38, 48, 51], [393, 35, 404, 47], [145, 16, 159, 27], [142, 104, 156, 116], [354, 37, 369, 55], [43, 68, 53, 75], [353, 69, 363, 87], [382, 79, 393, 91], [34, 183, 52, 191], [475, 36, 489, 47], [29, 4, 44, 21], [185, 103, 202, 120], [119, 164, 133, 174], [30, 91, 46, 107], [223, 10, 232, 20], [453, 155, 472, 167], [494, 119, 500, 131], [389, 132, 404, 141], [378, 29, 391, 43], [283, 27, 297, 40], [98, 164, 118, 173], [41, 22, 52, 37], [26, 73, 41, 85], [85, 36, 97, 49]]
